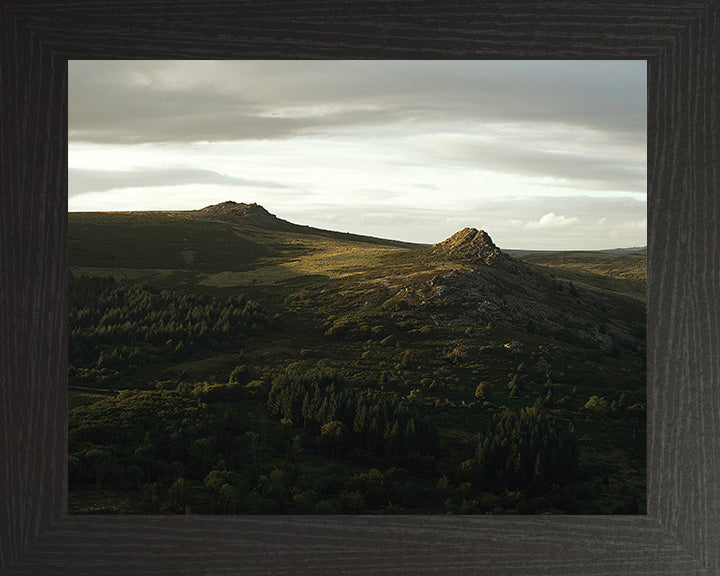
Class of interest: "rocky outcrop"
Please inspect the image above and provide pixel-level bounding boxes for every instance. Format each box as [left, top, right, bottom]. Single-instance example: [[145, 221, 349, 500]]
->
[[195, 201, 294, 230], [431, 228, 513, 268]]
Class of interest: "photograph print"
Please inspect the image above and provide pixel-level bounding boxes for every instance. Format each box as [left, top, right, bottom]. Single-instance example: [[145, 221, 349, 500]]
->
[[67, 60, 647, 515]]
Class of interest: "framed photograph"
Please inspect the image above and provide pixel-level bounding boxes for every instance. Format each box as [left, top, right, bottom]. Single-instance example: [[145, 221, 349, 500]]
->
[[1, 1, 718, 574], [66, 59, 648, 519]]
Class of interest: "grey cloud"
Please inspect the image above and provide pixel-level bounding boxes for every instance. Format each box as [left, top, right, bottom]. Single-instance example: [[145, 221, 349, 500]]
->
[[69, 60, 646, 145], [69, 61, 416, 143], [429, 140, 646, 193], [461, 195, 646, 222], [68, 167, 286, 197]]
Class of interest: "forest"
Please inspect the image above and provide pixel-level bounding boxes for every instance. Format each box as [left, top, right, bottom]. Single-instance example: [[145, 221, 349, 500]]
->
[[69, 274, 643, 515]]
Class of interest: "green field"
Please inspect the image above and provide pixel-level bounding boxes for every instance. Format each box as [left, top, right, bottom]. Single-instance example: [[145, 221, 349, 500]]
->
[[68, 203, 646, 515]]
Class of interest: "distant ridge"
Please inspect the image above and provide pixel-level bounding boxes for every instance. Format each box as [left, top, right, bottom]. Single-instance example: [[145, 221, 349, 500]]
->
[[601, 246, 647, 255], [192, 201, 426, 249], [432, 228, 514, 268], [504, 246, 647, 257]]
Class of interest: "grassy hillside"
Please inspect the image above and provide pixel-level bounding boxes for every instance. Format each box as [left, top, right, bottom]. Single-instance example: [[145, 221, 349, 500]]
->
[[70, 211, 421, 287], [68, 205, 646, 515], [517, 252, 647, 302]]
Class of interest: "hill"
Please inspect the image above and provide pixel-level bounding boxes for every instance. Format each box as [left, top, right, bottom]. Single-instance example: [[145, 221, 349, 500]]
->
[[67, 202, 646, 516], [516, 252, 647, 302], [195, 200, 425, 247], [69, 202, 425, 285]]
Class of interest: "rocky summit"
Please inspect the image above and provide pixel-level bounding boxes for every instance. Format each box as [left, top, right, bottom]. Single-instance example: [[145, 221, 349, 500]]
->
[[431, 228, 513, 267], [195, 201, 292, 229]]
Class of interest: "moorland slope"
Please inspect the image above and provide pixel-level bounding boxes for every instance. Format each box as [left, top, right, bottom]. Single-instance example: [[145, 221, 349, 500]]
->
[[67, 202, 647, 516]]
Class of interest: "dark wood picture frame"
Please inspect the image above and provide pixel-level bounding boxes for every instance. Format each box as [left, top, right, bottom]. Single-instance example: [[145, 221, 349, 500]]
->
[[1, 1, 718, 574]]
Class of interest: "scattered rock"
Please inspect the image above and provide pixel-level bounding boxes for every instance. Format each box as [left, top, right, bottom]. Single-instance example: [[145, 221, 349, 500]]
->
[[504, 341, 524, 352]]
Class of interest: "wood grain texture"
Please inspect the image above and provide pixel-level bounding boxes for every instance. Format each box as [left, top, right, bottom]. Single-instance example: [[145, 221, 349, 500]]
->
[[0, 4, 69, 573], [2, 516, 708, 575], [646, 2, 720, 572], [1, 1, 718, 574]]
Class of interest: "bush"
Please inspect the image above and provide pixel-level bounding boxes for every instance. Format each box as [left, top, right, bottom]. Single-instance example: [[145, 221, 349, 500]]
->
[[324, 319, 351, 340], [229, 365, 249, 385], [474, 381, 490, 402], [380, 335, 397, 346], [583, 395, 609, 416], [318, 421, 347, 459]]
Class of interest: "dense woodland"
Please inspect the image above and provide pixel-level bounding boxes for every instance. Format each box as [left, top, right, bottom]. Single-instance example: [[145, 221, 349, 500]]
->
[[69, 272, 643, 515], [69, 275, 267, 387]]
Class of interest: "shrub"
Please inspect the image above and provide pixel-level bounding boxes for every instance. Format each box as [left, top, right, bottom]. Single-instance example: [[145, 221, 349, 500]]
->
[[474, 381, 490, 402], [229, 365, 249, 385], [583, 395, 609, 416]]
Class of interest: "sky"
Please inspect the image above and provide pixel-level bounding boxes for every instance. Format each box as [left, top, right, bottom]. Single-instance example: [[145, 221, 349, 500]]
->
[[68, 60, 646, 250]]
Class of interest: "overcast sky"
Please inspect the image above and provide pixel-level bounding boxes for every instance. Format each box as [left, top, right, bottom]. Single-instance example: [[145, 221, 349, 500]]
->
[[69, 60, 646, 249]]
